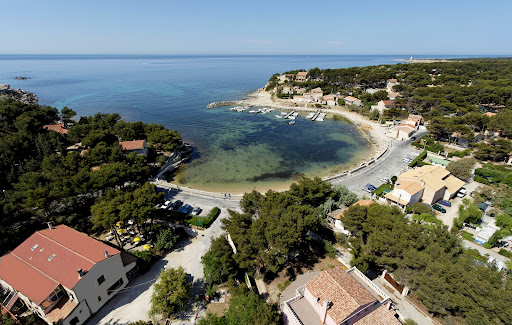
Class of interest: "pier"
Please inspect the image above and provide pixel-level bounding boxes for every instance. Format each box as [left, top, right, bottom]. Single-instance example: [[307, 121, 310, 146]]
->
[[310, 110, 321, 121], [283, 110, 296, 119]]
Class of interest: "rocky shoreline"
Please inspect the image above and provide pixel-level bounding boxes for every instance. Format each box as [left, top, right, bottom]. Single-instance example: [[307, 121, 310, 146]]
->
[[0, 84, 38, 104]]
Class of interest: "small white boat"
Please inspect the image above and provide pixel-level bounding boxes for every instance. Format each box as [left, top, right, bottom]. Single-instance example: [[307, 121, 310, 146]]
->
[[249, 110, 259, 113], [305, 113, 315, 119], [276, 115, 283, 119], [316, 113, 326, 122], [288, 121, 295, 125], [288, 116, 296, 120], [280, 112, 287, 115]]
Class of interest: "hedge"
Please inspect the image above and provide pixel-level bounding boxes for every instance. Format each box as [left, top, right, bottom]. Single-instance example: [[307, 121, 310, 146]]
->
[[409, 150, 428, 167], [411, 139, 445, 153], [374, 183, 391, 196], [499, 249, 512, 259], [187, 207, 220, 228], [473, 175, 490, 185], [448, 149, 472, 158]]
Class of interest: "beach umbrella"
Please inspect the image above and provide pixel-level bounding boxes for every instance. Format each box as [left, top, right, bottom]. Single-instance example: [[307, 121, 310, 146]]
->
[[116, 221, 122, 227], [133, 237, 141, 243], [143, 244, 151, 250], [117, 229, 125, 234]]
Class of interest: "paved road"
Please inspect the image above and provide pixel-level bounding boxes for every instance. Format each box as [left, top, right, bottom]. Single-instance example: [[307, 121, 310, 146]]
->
[[334, 130, 430, 196], [86, 188, 241, 325], [462, 239, 509, 264]]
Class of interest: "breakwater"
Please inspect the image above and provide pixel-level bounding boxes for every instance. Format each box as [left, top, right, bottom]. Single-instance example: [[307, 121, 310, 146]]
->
[[206, 100, 243, 109]]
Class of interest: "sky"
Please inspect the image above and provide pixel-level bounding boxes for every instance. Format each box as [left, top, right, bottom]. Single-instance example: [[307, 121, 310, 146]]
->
[[2, 0, 512, 55]]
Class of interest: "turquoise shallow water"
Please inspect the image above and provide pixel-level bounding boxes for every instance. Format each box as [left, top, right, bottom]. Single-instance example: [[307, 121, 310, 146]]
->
[[0, 54, 490, 192]]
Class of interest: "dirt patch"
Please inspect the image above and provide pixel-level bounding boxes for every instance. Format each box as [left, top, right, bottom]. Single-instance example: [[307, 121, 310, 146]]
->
[[265, 257, 343, 303], [205, 292, 231, 317]]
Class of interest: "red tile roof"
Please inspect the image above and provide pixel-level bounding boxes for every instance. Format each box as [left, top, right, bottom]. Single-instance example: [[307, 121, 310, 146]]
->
[[355, 305, 400, 325], [382, 100, 395, 106], [42, 124, 69, 135], [119, 140, 146, 151], [306, 268, 376, 324], [5, 225, 120, 293], [0, 254, 59, 305]]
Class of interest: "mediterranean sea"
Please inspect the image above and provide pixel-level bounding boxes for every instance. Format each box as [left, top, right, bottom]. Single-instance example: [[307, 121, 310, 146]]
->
[[0, 54, 494, 192]]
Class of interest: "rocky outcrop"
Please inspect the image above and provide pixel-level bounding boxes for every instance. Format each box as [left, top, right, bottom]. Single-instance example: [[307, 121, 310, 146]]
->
[[206, 100, 243, 109], [14, 77, 30, 80], [0, 84, 38, 104]]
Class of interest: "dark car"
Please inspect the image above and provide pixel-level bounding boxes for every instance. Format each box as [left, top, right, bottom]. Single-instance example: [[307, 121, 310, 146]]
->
[[180, 204, 192, 214], [170, 200, 182, 210], [433, 204, 447, 213], [410, 136, 417, 141], [437, 200, 451, 207]]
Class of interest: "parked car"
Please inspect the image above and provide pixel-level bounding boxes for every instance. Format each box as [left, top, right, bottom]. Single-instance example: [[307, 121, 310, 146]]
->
[[170, 200, 182, 210], [161, 200, 172, 209], [433, 204, 447, 213], [410, 136, 417, 141], [437, 200, 451, 207], [457, 188, 467, 198], [180, 204, 192, 214], [381, 177, 389, 183], [463, 222, 477, 229], [191, 206, 201, 215]]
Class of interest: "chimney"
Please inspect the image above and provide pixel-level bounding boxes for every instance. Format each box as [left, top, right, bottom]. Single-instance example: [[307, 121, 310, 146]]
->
[[47, 222, 53, 230], [104, 251, 110, 258], [77, 269, 83, 278], [322, 299, 330, 324]]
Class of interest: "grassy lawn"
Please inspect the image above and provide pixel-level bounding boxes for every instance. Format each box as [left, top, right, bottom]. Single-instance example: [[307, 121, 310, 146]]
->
[[462, 231, 475, 241]]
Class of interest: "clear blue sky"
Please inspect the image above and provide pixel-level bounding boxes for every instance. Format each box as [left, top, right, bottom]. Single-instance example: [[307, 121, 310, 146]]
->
[[2, 0, 511, 55]]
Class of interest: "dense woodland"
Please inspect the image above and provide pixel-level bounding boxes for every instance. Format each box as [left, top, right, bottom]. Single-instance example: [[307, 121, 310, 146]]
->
[[272, 59, 512, 144], [0, 99, 182, 255], [201, 177, 512, 325]]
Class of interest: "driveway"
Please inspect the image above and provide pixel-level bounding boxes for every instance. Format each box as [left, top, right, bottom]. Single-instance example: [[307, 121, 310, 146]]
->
[[86, 188, 241, 325], [462, 240, 509, 264]]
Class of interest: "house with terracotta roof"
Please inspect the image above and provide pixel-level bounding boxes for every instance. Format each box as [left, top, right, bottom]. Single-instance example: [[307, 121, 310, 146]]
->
[[43, 124, 69, 135], [344, 96, 362, 107], [119, 139, 148, 156], [385, 165, 465, 207], [282, 267, 399, 325], [375, 100, 396, 114], [296, 72, 308, 82], [0, 225, 137, 325]]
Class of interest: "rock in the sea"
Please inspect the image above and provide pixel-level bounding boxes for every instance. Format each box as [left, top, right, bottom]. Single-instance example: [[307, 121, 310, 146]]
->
[[14, 76, 30, 80], [0, 84, 38, 104]]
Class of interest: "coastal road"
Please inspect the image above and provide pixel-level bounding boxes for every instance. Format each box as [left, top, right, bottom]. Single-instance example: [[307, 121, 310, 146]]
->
[[333, 130, 430, 197], [86, 187, 241, 325]]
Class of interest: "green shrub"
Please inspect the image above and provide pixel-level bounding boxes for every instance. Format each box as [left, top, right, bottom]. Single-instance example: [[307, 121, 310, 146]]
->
[[462, 231, 474, 241], [187, 207, 221, 228], [448, 149, 472, 158], [409, 150, 428, 167], [499, 249, 512, 258], [324, 240, 337, 259], [373, 183, 391, 196], [473, 175, 490, 185], [129, 250, 159, 274]]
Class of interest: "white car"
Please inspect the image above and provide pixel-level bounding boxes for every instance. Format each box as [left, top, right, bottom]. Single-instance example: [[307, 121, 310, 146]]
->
[[161, 200, 172, 209], [191, 206, 201, 215], [381, 177, 389, 183], [457, 188, 467, 198]]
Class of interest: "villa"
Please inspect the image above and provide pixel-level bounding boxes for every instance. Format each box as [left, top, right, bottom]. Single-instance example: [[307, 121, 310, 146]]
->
[[385, 165, 465, 207], [296, 72, 308, 82], [344, 96, 362, 107], [0, 225, 137, 325], [119, 139, 148, 156], [281, 268, 399, 325], [43, 124, 69, 135]]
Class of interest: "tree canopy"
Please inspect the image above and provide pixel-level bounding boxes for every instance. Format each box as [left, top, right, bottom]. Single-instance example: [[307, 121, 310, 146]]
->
[[149, 266, 191, 319]]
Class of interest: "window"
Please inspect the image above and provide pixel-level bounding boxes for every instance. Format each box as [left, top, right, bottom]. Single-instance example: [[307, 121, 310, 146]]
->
[[97, 296, 102, 302], [31, 244, 38, 251], [69, 317, 79, 325], [97, 275, 105, 285], [107, 278, 124, 295], [48, 254, 56, 261]]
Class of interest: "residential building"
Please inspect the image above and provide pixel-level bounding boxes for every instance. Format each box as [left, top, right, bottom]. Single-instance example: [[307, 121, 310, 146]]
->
[[385, 165, 465, 206], [282, 268, 399, 325], [0, 225, 137, 325], [484, 112, 496, 118], [119, 139, 148, 156], [428, 156, 450, 168], [296, 72, 308, 82], [344, 96, 362, 107], [408, 114, 423, 125], [374, 100, 395, 114], [43, 124, 69, 135], [386, 79, 399, 93]]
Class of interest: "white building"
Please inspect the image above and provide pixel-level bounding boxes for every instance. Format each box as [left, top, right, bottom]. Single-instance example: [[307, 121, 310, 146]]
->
[[0, 225, 137, 325]]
